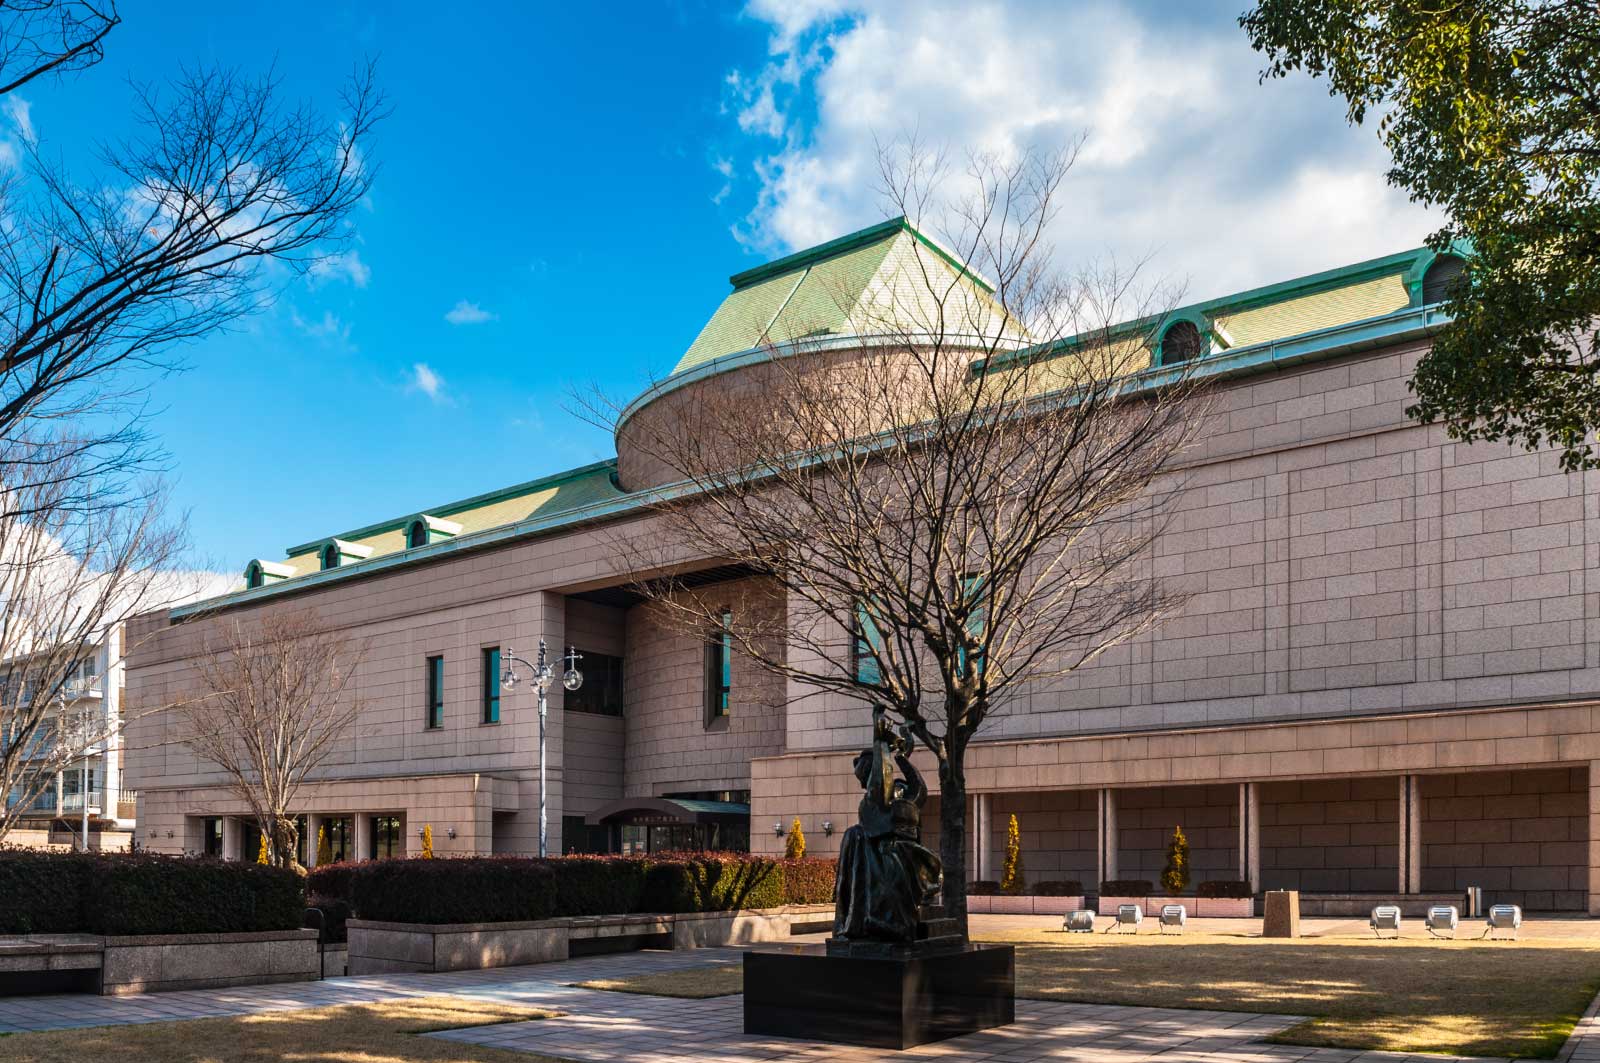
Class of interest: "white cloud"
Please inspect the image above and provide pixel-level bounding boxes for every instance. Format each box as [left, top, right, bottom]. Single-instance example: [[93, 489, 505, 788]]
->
[[4, 97, 34, 144], [409, 362, 445, 403], [444, 299, 496, 325], [289, 308, 351, 343], [725, 0, 1436, 300], [309, 248, 371, 288]]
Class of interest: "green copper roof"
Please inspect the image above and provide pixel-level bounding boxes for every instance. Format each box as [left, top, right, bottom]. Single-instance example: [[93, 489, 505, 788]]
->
[[674, 217, 1007, 375]]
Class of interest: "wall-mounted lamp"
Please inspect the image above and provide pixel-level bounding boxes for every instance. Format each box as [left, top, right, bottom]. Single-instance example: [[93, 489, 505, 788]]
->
[[821, 821, 834, 837], [446, 827, 457, 840], [416, 827, 426, 838], [773, 821, 784, 837]]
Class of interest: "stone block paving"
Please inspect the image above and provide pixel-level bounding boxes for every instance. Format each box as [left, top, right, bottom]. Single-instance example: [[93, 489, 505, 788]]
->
[[0, 944, 1571, 1063]]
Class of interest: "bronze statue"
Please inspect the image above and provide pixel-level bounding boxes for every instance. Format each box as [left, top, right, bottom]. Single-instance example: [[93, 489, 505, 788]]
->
[[832, 705, 943, 943]]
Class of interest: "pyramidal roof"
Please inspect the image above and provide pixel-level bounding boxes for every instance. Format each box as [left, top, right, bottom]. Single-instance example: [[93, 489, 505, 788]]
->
[[673, 217, 1012, 375]]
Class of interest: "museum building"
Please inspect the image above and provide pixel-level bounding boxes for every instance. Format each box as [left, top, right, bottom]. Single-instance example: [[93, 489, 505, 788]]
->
[[123, 218, 1600, 913]]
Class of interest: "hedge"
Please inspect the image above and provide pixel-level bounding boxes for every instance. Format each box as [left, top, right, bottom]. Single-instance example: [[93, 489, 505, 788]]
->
[[334, 853, 835, 925], [967, 880, 1000, 895], [1196, 879, 1254, 898], [1099, 879, 1155, 895], [1031, 880, 1083, 896], [0, 849, 304, 935]]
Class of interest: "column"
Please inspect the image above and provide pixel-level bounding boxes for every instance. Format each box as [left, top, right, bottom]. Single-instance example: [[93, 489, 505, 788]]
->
[[1588, 763, 1600, 916], [1398, 775, 1422, 894], [354, 813, 372, 863], [975, 793, 993, 880], [304, 813, 322, 868], [223, 817, 242, 862], [1239, 782, 1260, 892], [1096, 788, 1118, 885]]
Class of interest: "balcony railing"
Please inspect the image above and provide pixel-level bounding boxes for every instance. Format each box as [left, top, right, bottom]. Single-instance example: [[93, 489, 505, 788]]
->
[[13, 786, 137, 820]]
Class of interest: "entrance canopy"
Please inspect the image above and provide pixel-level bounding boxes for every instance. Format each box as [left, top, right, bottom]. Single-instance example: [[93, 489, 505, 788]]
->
[[584, 796, 749, 828]]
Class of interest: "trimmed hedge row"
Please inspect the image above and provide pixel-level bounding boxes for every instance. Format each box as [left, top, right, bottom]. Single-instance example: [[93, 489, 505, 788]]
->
[[310, 853, 837, 926], [966, 879, 1082, 897], [0, 849, 304, 935], [1196, 879, 1253, 898]]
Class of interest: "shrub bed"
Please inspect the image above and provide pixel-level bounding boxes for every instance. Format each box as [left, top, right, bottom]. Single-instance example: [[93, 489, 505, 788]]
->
[[968, 880, 1000, 895], [1099, 879, 1154, 895], [0, 849, 304, 935], [1031, 880, 1083, 896], [1196, 879, 1254, 898], [336, 852, 833, 925]]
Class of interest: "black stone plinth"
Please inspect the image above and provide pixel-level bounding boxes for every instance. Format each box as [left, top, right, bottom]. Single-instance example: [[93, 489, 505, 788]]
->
[[743, 942, 1015, 1050]]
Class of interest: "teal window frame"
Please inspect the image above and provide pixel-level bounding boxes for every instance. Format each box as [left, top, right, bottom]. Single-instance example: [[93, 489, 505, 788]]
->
[[245, 562, 263, 589], [851, 600, 884, 685], [321, 544, 340, 571], [407, 520, 427, 549], [481, 647, 500, 724], [705, 610, 732, 723], [957, 573, 987, 679], [425, 655, 444, 729]]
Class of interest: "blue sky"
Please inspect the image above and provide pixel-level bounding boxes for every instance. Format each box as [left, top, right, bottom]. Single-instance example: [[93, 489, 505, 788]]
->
[[23, 1, 1434, 572]]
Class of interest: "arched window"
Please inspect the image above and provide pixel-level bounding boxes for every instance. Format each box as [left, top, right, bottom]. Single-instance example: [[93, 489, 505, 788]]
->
[[408, 520, 428, 549], [245, 562, 263, 589], [1160, 320, 1203, 365], [1422, 254, 1466, 305], [321, 544, 340, 571]]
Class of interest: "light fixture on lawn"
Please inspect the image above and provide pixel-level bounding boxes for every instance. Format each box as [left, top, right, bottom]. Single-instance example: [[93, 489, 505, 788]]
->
[[502, 640, 582, 858]]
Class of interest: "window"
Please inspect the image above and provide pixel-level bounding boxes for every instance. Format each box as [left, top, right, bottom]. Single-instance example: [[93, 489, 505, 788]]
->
[[1422, 254, 1466, 305], [959, 573, 988, 679], [425, 655, 444, 729], [566, 651, 623, 716], [705, 610, 732, 723], [407, 520, 428, 549], [371, 815, 403, 858], [324, 816, 353, 862], [245, 562, 263, 589], [851, 601, 884, 685], [202, 816, 224, 857], [481, 647, 501, 724], [321, 544, 340, 571], [1160, 319, 1203, 364]]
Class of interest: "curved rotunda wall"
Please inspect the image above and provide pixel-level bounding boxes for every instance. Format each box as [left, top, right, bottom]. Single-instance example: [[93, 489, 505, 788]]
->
[[614, 337, 1003, 493]]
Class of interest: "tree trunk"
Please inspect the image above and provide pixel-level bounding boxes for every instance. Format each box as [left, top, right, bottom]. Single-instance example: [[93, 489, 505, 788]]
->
[[936, 752, 969, 940], [271, 815, 299, 871]]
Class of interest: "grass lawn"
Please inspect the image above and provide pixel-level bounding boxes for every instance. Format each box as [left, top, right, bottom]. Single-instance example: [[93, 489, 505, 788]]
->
[[0, 995, 567, 1063], [572, 960, 743, 999], [575, 931, 1600, 1058], [976, 926, 1600, 1059]]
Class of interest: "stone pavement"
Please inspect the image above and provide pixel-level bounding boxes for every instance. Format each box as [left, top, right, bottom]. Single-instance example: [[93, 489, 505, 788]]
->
[[0, 942, 1564, 1063]]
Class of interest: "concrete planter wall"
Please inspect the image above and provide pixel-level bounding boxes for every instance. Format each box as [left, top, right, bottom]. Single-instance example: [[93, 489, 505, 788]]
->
[[1095, 896, 1255, 918], [967, 895, 1086, 916], [348, 904, 833, 976], [100, 929, 319, 995]]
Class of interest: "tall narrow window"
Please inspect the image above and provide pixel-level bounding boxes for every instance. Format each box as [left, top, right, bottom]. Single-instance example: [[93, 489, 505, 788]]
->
[[481, 647, 501, 724], [852, 600, 883, 685], [425, 655, 444, 729], [959, 573, 988, 679], [321, 544, 340, 570], [202, 816, 224, 857], [705, 610, 732, 723], [407, 520, 428, 549], [245, 562, 263, 589]]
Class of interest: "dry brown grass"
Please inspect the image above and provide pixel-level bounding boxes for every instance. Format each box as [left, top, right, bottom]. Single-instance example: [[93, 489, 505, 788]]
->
[[0, 995, 568, 1063], [572, 961, 742, 998], [976, 927, 1600, 1058]]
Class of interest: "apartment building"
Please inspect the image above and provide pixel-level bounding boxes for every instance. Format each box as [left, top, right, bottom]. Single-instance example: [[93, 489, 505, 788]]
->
[[124, 219, 1600, 912]]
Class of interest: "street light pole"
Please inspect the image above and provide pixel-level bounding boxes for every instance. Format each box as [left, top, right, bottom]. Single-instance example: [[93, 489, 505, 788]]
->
[[502, 641, 582, 858]]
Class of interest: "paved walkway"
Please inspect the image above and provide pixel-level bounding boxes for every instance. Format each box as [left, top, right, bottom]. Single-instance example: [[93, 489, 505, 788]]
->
[[0, 942, 1566, 1063]]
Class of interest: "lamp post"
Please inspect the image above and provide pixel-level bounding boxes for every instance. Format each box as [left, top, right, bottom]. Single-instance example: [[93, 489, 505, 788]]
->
[[502, 640, 582, 857]]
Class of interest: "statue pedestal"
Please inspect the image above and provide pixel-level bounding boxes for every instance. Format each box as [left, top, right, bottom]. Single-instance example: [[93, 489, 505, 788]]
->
[[743, 941, 1015, 1049]]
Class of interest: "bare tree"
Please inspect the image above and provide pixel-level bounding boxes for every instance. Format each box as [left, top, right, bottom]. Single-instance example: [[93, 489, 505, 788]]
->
[[0, 446, 182, 841], [172, 609, 365, 868], [0, 0, 117, 97], [0, 4, 383, 519], [584, 142, 1207, 935]]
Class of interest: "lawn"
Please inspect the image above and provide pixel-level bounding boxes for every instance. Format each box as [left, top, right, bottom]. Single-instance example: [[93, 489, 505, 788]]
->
[[0, 995, 567, 1063], [977, 926, 1600, 1059], [575, 930, 1600, 1058], [572, 959, 742, 998]]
